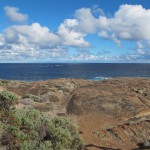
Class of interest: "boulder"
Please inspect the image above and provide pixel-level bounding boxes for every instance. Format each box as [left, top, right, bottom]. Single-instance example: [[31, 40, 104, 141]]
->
[[20, 98, 34, 105]]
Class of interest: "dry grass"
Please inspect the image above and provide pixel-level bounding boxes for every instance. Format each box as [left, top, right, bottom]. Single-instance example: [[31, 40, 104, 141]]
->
[[33, 102, 53, 112]]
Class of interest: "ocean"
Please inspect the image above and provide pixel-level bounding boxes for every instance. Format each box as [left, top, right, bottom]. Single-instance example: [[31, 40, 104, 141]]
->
[[0, 63, 149, 81]]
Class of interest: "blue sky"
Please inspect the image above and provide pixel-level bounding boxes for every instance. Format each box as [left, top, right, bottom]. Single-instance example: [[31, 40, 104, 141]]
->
[[0, 0, 150, 63]]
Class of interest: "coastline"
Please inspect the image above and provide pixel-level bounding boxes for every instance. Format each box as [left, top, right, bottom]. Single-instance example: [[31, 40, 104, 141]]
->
[[0, 63, 150, 82], [0, 77, 150, 149]]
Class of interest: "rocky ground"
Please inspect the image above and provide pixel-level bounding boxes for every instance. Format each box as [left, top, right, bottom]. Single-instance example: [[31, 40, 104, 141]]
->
[[0, 78, 150, 149]]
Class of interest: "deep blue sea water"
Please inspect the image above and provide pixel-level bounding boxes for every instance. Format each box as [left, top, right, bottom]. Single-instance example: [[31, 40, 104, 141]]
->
[[0, 63, 149, 81]]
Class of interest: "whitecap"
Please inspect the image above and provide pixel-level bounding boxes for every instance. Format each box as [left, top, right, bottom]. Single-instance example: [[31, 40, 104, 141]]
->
[[90, 76, 110, 81]]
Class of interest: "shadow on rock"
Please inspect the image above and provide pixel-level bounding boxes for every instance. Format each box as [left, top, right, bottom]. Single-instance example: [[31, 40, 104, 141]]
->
[[85, 144, 121, 150], [132, 142, 150, 150]]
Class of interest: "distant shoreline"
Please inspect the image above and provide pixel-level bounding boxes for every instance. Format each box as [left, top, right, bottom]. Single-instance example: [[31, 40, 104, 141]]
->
[[0, 63, 149, 81], [0, 76, 150, 83]]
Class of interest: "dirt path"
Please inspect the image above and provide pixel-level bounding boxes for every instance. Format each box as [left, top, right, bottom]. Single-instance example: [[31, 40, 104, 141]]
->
[[0, 86, 5, 92]]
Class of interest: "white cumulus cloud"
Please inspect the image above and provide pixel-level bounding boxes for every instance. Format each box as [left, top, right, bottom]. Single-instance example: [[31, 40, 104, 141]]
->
[[4, 6, 28, 23], [4, 23, 60, 46], [0, 23, 62, 61], [75, 8, 98, 34], [98, 4, 150, 42], [74, 4, 150, 48], [57, 19, 90, 47]]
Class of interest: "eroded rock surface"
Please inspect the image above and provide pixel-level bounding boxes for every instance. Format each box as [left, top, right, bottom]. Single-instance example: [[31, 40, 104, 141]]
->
[[0, 77, 150, 149]]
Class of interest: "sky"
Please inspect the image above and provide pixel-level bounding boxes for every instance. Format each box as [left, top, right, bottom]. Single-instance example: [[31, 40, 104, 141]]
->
[[0, 0, 150, 63]]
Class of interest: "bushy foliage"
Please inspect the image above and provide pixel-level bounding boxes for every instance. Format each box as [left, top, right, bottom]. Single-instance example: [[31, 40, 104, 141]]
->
[[2, 109, 84, 150], [0, 91, 19, 111], [0, 91, 84, 150], [0, 91, 19, 122], [0, 121, 5, 139], [0, 80, 8, 86], [23, 93, 41, 102], [2, 109, 43, 149], [46, 117, 84, 150]]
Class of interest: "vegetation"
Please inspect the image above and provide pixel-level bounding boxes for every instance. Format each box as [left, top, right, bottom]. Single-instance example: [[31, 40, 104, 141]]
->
[[0, 91, 19, 110], [0, 80, 8, 86], [0, 90, 84, 150], [23, 93, 41, 102], [33, 102, 53, 112], [2, 109, 84, 150], [0, 91, 19, 122]]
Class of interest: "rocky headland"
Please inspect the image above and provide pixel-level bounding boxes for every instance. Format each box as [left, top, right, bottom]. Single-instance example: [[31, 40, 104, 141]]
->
[[0, 77, 150, 149]]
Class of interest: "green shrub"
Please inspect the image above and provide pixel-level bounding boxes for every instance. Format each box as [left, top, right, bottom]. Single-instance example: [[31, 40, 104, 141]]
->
[[0, 121, 5, 140], [0, 91, 19, 111], [0, 80, 8, 86], [2, 109, 84, 150], [0, 121, 6, 150], [46, 117, 84, 150], [23, 94, 40, 102]]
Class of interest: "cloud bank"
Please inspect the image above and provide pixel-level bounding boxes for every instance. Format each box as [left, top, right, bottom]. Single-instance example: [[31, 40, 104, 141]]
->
[[0, 4, 150, 62]]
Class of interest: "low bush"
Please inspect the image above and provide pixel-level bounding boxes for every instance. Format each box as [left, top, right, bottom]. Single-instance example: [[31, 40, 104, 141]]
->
[[46, 117, 84, 150], [23, 94, 41, 102], [0, 91, 19, 121], [2, 109, 84, 150], [0, 80, 8, 86], [0, 91, 19, 110], [0, 91, 84, 150]]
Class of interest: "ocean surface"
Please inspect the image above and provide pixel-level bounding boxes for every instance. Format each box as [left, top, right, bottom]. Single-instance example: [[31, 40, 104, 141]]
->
[[0, 63, 149, 81]]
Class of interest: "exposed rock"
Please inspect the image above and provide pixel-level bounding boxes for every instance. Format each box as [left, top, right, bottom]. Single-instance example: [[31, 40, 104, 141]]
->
[[135, 108, 150, 118], [23, 105, 34, 110], [1, 77, 150, 149], [103, 119, 150, 149], [20, 98, 34, 105], [22, 94, 41, 102], [41, 92, 60, 102], [67, 78, 150, 118]]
